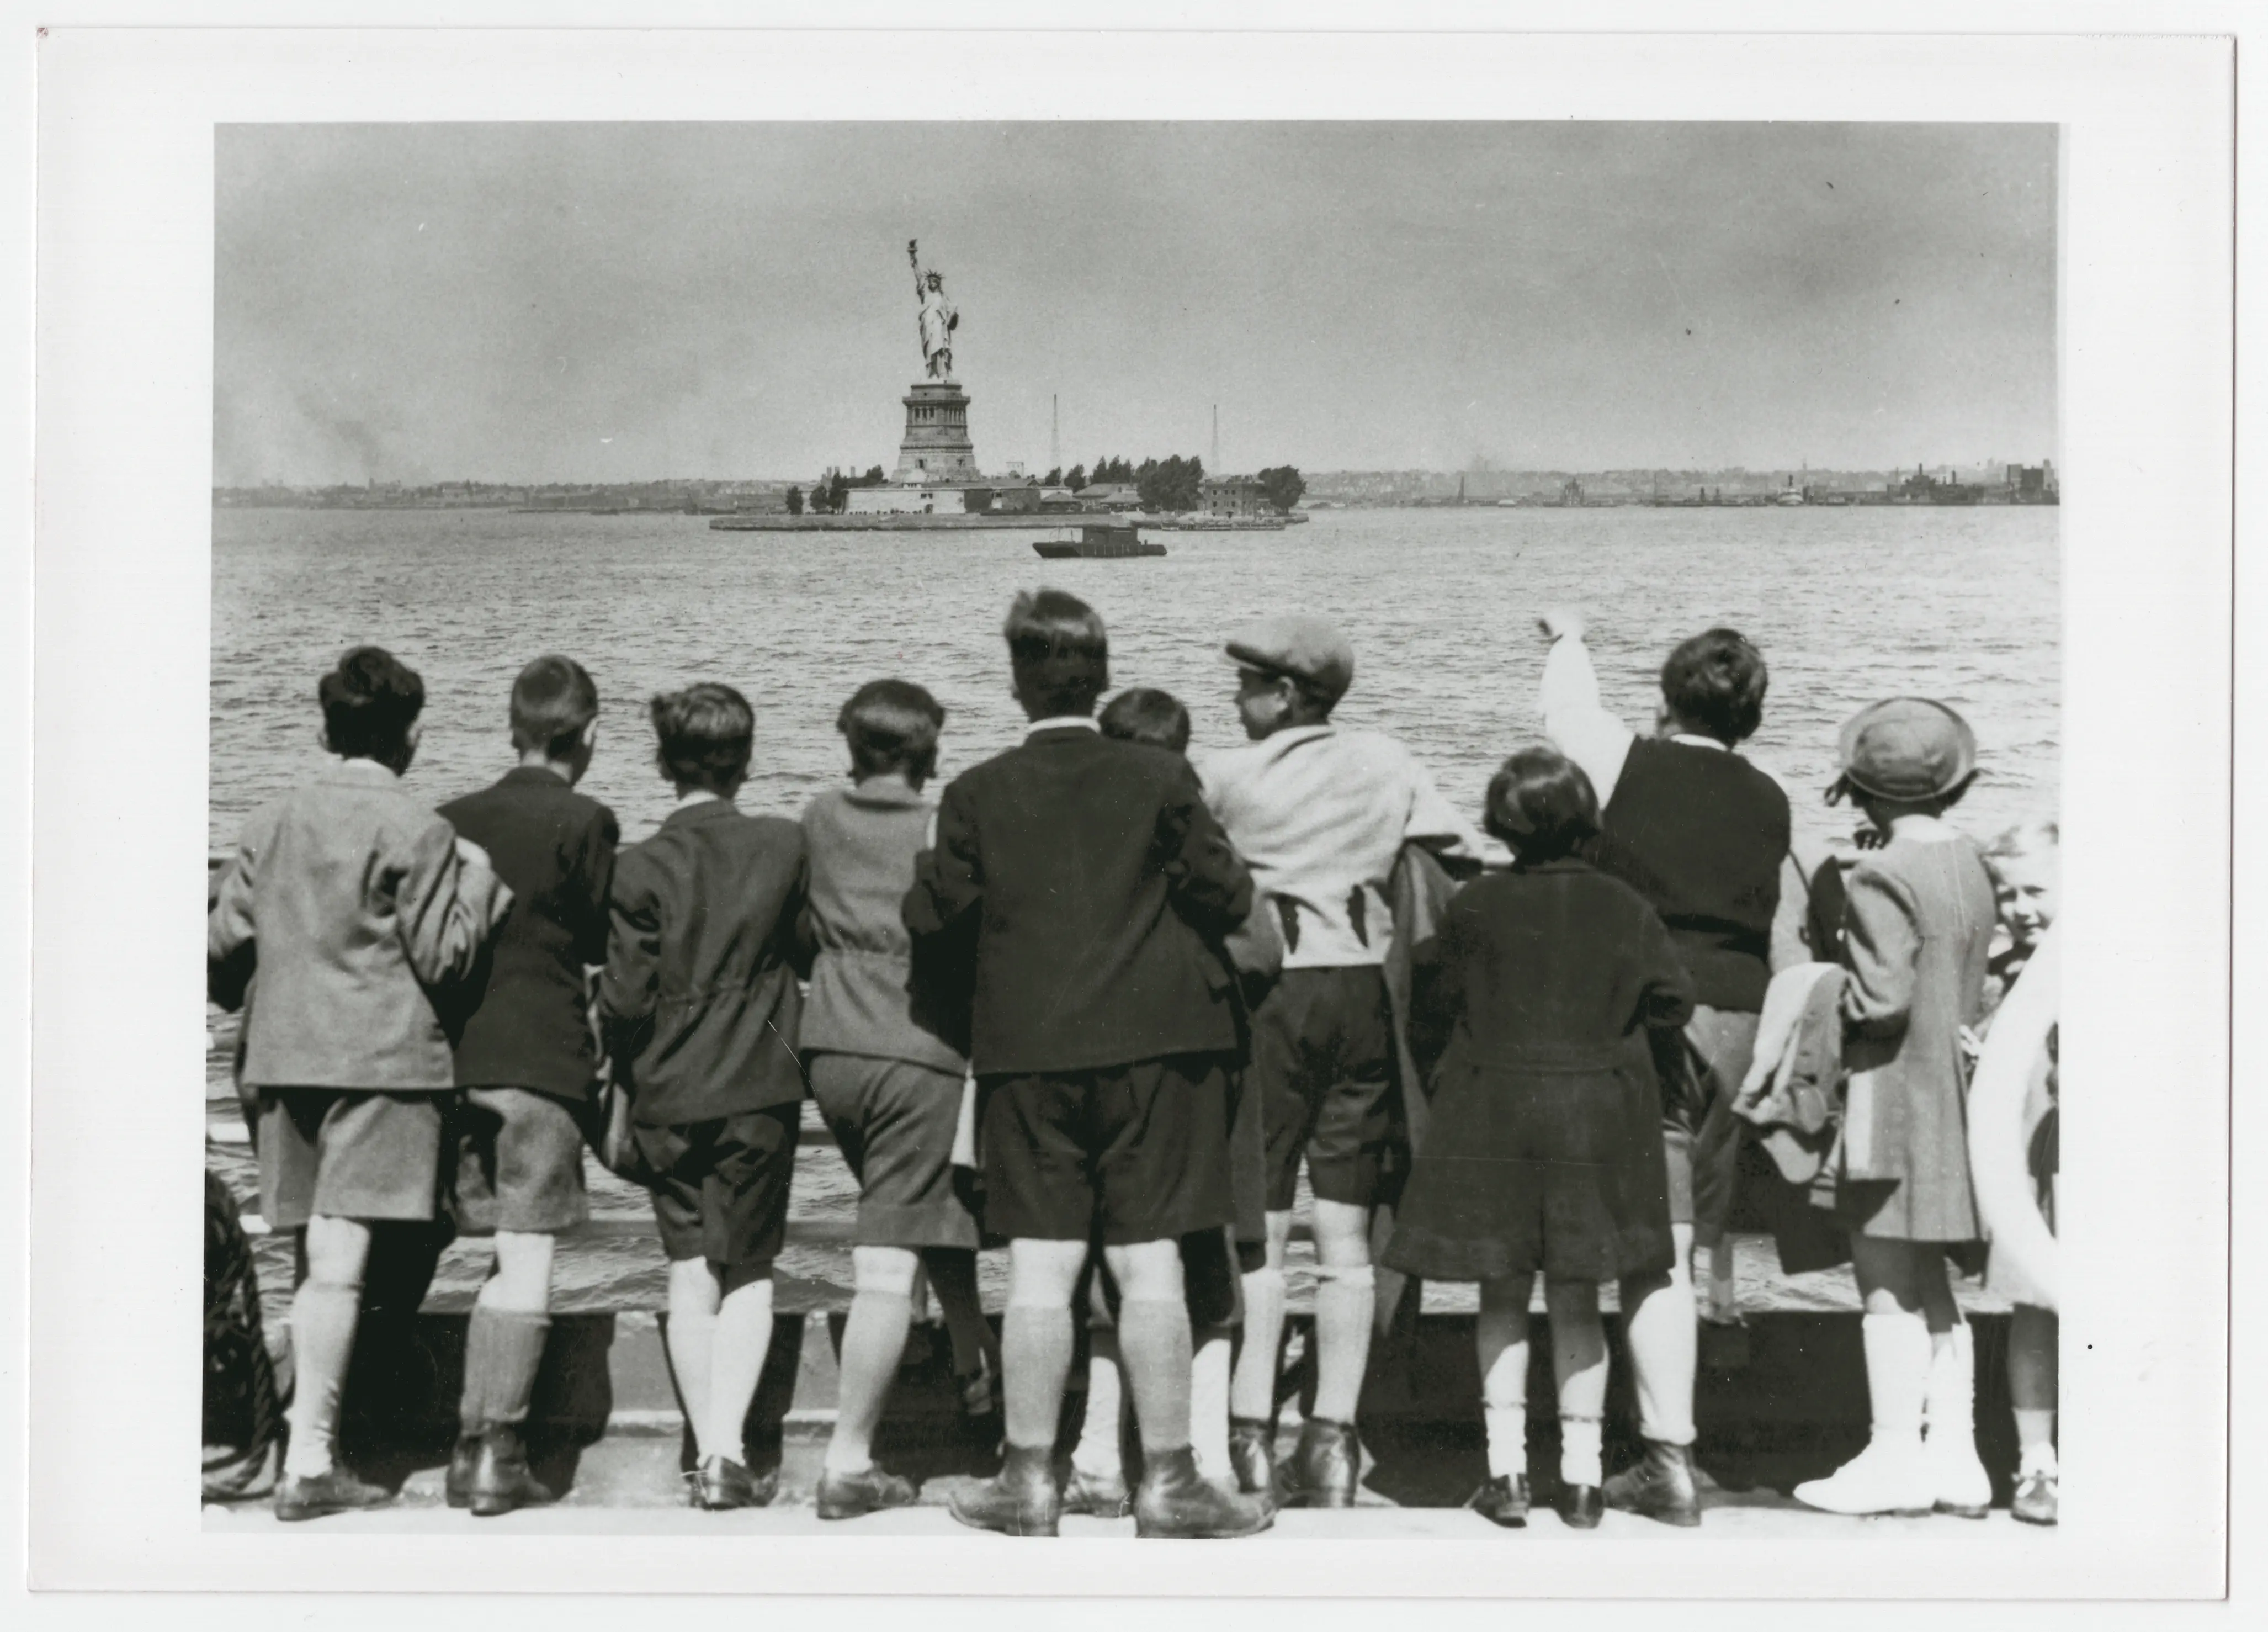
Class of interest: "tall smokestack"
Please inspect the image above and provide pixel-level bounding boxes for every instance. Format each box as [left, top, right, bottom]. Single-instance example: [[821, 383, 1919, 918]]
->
[[1212, 404, 1219, 471], [1051, 395, 1060, 475]]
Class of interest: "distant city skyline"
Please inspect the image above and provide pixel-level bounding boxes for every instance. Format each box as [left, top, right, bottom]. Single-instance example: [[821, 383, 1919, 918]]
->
[[215, 124, 2058, 486]]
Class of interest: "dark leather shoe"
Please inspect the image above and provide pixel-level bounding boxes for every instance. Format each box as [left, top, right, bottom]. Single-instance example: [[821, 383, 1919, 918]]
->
[[949, 1445, 1061, 1537], [274, 1467, 394, 1522], [444, 1434, 479, 1509], [1274, 1417, 1362, 1508], [1061, 1466, 1133, 1519], [468, 1423, 556, 1517], [816, 1464, 918, 1520], [1227, 1417, 1276, 1497], [1134, 1447, 1273, 1539], [688, 1455, 777, 1511], [1467, 1473, 1530, 1528], [1558, 1483, 1605, 1529], [1603, 1438, 1701, 1527]]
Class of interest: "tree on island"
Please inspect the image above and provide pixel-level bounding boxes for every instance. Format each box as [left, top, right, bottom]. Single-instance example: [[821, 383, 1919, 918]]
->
[[1065, 463, 1087, 491], [862, 465, 885, 485], [785, 484, 804, 515], [1256, 465, 1307, 514], [827, 471, 852, 512], [1043, 466, 1063, 485], [1135, 454, 1206, 513]]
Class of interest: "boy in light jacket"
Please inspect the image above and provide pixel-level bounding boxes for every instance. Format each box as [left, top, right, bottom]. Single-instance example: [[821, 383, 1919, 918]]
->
[[208, 646, 511, 1522]]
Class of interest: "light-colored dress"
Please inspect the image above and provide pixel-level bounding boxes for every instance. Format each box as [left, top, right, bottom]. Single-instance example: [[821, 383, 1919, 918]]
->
[[1818, 829, 1997, 1243], [1980, 943, 2059, 1303]]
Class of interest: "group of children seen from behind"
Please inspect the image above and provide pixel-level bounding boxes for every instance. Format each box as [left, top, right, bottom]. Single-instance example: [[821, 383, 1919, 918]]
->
[[207, 591, 2061, 1534]]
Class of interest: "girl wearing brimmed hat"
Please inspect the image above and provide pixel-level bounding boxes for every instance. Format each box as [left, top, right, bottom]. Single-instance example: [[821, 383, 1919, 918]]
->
[[1796, 698, 1999, 1519]]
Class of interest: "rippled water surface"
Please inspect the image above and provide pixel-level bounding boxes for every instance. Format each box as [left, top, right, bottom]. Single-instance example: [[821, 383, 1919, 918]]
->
[[209, 504, 2058, 1317]]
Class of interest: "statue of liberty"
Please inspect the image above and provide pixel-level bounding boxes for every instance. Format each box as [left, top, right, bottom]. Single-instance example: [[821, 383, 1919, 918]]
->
[[908, 239, 959, 381]]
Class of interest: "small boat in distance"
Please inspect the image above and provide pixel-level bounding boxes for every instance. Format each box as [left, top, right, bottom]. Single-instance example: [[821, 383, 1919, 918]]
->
[[1033, 522, 1167, 559]]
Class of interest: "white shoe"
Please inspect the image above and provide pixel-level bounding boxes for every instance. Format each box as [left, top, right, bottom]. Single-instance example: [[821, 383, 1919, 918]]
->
[[1925, 1425, 1992, 1518], [1794, 1440, 1935, 1517]]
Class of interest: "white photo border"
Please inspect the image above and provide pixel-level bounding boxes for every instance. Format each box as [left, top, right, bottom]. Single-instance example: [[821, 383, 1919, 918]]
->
[[24, 17, 2235, 1606]]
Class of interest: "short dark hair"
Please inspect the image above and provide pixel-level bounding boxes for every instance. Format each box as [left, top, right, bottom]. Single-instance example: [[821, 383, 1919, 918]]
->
[[1004, 589, 1109, 718], [837, 679, 946, 782], [650, 682, 753, 794], [1484, 744, 1602, 861], [1660, 628, 1768, 745], [1099, 687, 1191, 755], [510, 655, 599, 758], [319, 645, 425, 762]]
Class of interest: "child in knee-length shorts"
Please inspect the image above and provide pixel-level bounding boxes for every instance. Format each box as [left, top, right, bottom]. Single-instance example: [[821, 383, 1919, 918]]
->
[[597, 683, 810, 1512], [208, 645, 511, 1522], [799, 679, 992, 1520]]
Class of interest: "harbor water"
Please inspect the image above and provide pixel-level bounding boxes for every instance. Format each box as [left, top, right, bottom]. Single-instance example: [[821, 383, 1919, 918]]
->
[[209, 504, 2059, 1323]]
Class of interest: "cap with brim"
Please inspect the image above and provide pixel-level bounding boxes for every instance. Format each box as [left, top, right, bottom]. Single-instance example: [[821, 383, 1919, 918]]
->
[[1223, 614, 1355, 705], [1834, 697, 1978, 803]]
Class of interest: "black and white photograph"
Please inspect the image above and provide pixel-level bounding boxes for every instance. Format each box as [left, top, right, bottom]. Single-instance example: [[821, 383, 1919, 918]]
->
[[20, 19, 2237, 1609]]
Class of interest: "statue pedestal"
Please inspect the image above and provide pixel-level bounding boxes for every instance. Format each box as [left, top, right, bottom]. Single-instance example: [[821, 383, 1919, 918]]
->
[[890, 380, 981, 485]]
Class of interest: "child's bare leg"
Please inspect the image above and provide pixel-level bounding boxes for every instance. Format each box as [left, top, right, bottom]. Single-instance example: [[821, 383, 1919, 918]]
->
[[826, 1246, 917, 1475], [1704, 1237, 1740, 1322], [285, 1215, 373, 1478], [1230, 1212, 1292, 1422], [703, 1267, 777, 1465], [2009, 1303, 2059, 1473], [663, 1257, 721, 1455], [1544, 1277, 1608, 1490], [922, 1246, 995, 1380], [1475, 1274, 1531, 1481], [1619, 1222, 1697, 1448]]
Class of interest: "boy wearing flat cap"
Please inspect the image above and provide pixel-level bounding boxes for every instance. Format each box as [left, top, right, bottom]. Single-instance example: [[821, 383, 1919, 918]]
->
[[1200, 613, 1490, 1507]]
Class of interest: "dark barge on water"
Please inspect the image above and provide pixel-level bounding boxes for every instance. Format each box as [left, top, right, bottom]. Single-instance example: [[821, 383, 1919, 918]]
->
[[1032, 522, 1167, 559]]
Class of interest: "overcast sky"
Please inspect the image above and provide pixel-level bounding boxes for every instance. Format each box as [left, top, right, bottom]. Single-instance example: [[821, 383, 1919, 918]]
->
[[214, 123, 2056, 485]]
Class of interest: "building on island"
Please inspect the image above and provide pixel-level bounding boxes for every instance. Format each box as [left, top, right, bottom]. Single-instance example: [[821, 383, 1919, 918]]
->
[[1076, 482, 1143, 511], [1199, 474, 1270, 517], [844, 481, 996, 516]]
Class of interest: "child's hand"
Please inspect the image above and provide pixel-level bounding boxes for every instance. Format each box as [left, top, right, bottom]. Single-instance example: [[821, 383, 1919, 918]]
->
[[1537, 606, 1587, 644], [453, 835, 495, 872], [1851, 826, 1888, 852]]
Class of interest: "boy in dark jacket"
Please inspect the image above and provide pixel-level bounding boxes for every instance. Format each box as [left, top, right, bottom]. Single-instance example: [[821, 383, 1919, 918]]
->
[[597, 683, 810, 1511], [905, 593, 1271, 1540], [437, 655, 618, 1516]]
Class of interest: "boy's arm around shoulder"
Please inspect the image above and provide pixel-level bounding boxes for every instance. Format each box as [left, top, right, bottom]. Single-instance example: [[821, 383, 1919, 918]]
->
[[571, 800, 622, 971], [1397, 744, 1495, 878], [1158, 756, 1253, 940], [903, 774, 983, 940], [397, 815, 513, 987], [594, 839, 663, 1073]]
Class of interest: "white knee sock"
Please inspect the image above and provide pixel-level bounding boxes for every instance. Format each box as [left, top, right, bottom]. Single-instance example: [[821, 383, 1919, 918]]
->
[[1861, 1310, 1930, 1449], [1484, 1405, 1528, 1480], [1559, 1414, 1605, 1490], [1190, 1325, 1234, 1481]]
